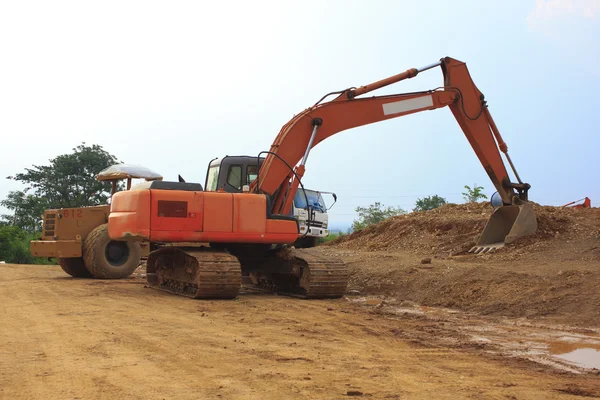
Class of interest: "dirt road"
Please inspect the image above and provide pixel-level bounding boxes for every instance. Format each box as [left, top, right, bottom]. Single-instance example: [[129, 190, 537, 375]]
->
[[1, 264, 599, 399]]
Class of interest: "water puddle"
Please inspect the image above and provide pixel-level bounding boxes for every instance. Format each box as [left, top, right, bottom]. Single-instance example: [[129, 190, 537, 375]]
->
[[347, 295, 600, 373], [365, 298, 383, 306], [549, 342, 600, 370]]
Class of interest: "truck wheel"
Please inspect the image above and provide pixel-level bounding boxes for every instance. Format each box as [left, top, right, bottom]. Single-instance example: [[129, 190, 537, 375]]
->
[[58, 257, 93, 278], [305, 237, 318, 248], [83, 224, 141, 279]]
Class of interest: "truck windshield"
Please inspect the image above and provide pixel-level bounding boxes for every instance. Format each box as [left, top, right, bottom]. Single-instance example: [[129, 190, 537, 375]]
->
[[294, 189, 326, 212], [206, 165, 219, 191]]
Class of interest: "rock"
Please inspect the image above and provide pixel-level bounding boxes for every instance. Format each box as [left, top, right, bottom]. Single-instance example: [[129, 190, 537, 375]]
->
[[347, 391, 363, 396], [421, 257, 432, 264]]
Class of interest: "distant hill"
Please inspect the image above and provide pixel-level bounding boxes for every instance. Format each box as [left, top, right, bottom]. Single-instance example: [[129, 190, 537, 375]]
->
[[328, 222, 352, 234]]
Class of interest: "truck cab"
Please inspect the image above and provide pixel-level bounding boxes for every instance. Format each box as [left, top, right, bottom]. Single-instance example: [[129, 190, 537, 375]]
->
[[292, 188, 332, 248]]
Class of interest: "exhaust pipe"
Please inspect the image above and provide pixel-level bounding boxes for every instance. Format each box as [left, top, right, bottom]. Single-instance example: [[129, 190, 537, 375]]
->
[[469, 202, 537, 254]]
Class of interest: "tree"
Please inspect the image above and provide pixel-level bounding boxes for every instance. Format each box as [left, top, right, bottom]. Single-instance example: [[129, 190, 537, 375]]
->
[[1, 191, 49, 233], [462, 184, 488, 203], [352, 202, 405, 231], [2, 143, 121, 231], [413, 195, 447, 212]]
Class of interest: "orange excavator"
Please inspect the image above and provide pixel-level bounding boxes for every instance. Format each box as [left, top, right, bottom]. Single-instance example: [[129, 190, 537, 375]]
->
[[562, 197, 591, 209], [108, 56, 537, 299]]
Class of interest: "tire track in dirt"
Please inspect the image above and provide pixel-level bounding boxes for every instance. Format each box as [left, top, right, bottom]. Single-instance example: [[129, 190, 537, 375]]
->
[[2, 264, 600, 399]]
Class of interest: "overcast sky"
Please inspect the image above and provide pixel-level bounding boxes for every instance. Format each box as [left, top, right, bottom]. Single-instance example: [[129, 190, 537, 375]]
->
[[1, 0, 598, 227]]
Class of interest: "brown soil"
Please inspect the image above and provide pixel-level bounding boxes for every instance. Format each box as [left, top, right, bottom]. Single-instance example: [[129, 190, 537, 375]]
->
[[326, 202, 600, 260], [1, 264, 600, 399], [322, 203, 600, 327], [2, 204, 600, 398]]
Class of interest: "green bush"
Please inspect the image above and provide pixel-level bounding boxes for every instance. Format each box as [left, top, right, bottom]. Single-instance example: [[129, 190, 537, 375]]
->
[[413, 195, 447, 212], [0, 225, 55, 265], [10, 240, 35, 264], [317, 231, 344, 245], [462, 184, 488, 203], [352, 202, 405, 232]]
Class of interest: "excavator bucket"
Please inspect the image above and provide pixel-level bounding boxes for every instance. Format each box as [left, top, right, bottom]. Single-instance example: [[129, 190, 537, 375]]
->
[[469, 203, 537, 254]]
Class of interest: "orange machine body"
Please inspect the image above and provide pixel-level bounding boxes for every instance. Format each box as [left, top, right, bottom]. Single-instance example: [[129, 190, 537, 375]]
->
[[109, 56, 533, 250], [562, 197, 591, 209], [108, 187, 298, 244]]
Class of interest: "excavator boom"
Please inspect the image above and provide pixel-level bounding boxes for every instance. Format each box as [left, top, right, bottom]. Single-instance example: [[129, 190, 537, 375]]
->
[[250, 57, 537, 253], [254, 57, 529, 216]]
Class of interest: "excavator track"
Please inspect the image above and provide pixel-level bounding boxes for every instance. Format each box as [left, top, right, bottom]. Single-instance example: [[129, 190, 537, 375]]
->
[[296, 249, 348, 298], [146, 246, 241, 299], [240, 247, 348, 299]]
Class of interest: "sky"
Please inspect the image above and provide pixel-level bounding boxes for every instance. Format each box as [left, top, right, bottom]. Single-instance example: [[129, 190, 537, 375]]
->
[[0, 0, 598, 229]]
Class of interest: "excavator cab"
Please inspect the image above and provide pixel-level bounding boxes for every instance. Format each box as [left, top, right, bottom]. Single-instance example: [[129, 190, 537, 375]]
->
[[204, 156, 264, 193]]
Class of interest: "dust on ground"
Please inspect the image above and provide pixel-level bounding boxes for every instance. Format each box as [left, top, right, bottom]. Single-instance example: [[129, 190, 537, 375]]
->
[[2, 203, 600, 399], [1, 264, 600, 400]]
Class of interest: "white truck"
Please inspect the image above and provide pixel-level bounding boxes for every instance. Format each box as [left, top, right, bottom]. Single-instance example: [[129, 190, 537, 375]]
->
[[292, 188, 337, 248]]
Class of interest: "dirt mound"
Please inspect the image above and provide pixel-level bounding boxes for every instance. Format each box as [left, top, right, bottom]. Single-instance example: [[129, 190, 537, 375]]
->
[[326, 202, 600, 259], [321, 202, 600, 326]]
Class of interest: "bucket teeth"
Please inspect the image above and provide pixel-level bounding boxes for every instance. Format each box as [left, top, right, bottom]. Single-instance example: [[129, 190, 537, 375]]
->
[[470, 203, 537, 255], [468, 242, 504, 254]]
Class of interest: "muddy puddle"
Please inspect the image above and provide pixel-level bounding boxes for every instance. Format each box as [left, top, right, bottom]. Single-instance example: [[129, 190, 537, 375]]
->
[[348, 295, 600, 374], [553, 347, 600, 369]]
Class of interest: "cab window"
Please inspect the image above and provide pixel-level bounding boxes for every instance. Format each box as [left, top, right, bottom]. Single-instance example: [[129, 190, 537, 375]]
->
[[227, 165, 242, 190], [294, 189, 325, 211], [247, 165, 258, 185], [206, 165, 219, 191], [294, 189, 308, 209]]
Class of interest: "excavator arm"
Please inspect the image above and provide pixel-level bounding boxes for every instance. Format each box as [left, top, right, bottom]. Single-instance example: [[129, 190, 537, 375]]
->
[[253, 57, 530, 218], [108, 55, 537, 277]]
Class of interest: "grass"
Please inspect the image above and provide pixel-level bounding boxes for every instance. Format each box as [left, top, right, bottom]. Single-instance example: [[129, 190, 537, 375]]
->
[[317, 232, 345, 245]]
